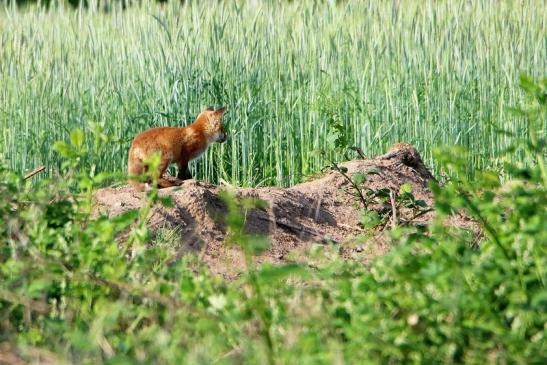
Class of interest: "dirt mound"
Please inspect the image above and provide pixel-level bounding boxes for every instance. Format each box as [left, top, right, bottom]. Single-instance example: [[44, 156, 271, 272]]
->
[[95, 144, 439, 278]]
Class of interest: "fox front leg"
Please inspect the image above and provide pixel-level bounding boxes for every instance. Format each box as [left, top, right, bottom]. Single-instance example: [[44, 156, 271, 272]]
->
[[177, 163, 192, 180]]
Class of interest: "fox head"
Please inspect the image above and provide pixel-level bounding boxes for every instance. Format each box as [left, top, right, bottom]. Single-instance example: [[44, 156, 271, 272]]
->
[[196, 106, 228, 144]]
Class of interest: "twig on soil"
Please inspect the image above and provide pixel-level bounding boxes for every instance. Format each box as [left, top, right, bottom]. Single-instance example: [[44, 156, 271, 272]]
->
[[219, 178, 235, 189], [329, 160, 370, 209], [213, 346, 242, 364], [405, 207, 434, 223], [0, 289, 50, 315], [389, 189, 398, 229], [254, 215, 333, 242], [349, 146, 366, 159], [260, 216, 318, 236], [23, 166, 45, 180]]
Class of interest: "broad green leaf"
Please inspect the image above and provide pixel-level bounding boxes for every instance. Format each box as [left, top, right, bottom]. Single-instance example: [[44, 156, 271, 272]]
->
[[399, 183, 413, 195], [70, 128, 85, 149], [359, 210, 381, 229], [52, 141, 76, 158], [257, 263, 307, 282]]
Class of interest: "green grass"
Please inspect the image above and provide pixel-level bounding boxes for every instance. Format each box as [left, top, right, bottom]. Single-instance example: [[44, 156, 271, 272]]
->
[[1, 72, 545, 362], [0, 0, 545, 186]]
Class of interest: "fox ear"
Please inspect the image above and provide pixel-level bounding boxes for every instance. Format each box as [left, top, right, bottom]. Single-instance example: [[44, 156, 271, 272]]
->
[[216, 106, 227, 115], [205, 106, 215, 111]]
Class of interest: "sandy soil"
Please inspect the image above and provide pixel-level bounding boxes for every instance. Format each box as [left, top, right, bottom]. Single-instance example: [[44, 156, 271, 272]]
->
[[94, 144, 464, 278]]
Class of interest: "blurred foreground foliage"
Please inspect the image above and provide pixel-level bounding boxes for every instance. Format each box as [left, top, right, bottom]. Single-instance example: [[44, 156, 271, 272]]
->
[[0, 77, 545, 363]]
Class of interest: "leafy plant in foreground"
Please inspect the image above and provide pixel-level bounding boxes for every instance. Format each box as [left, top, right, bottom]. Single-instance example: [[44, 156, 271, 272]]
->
[[335, 75, 546, 363], [0, 76, 545, 364]]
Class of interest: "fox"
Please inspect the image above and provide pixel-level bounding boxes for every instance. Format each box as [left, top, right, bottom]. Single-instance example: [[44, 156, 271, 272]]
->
[[127, 106, 228, 191]]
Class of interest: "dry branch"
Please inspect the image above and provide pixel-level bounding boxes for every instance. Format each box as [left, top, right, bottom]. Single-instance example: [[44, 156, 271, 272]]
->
[[23, 166, 45, 180]]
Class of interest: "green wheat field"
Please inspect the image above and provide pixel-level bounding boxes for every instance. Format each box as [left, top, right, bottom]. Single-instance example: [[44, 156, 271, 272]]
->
[[1, 1, 546, 364], [0, 0, 545, 186]]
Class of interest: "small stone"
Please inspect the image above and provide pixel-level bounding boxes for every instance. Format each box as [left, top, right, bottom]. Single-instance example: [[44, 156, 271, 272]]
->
[[355, 245, 364, 253]]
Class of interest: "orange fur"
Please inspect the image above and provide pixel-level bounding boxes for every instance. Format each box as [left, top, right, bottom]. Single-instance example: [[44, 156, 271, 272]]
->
[[128, 107, 227, 191]]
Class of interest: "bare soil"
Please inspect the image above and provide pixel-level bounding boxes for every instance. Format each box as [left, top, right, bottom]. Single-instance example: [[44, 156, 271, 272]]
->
[[94, 144, 469, 278]]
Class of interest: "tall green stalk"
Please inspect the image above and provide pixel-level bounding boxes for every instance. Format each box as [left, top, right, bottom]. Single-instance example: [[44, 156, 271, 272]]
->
[[0, 0, 545, 186]]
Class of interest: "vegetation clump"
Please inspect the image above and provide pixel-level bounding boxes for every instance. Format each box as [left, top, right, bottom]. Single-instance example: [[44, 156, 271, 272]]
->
[[1, 76, 545, 364]]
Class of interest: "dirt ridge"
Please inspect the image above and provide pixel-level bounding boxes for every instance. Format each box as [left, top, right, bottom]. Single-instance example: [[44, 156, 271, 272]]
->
[[95, 144, 436, 277]]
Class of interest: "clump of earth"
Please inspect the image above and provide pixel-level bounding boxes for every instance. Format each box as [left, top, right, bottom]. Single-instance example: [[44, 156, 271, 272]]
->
[[95, 144, 471, 278]]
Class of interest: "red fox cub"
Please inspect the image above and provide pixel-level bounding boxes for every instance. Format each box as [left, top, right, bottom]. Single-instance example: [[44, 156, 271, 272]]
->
[[128, 106, 228, 191]]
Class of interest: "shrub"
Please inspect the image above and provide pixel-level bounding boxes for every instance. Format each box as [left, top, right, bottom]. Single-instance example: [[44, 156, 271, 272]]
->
[[0, 76, 545, 364]]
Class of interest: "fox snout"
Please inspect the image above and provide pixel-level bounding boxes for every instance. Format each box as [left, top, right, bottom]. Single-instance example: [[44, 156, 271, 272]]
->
[[218, 132, 227, 143]]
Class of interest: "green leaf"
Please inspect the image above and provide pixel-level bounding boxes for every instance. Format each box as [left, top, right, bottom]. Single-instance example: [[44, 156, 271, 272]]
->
[[399, 183, 413, 195], [110, 209, 140, 227], [242, 196, 268, 210], [93, 172, 114, 184], [352, 172, 366, 185], [67, 330, 99, 351], [52, 141, 76, 158], [519, 74, 540, 94], [158, 196, 174, 208], [257, 263, 307, 282], [365, 167, 382, 176], [359, 210, 381, 229], [180, 277, 196, 295], [27, 279, 52, 298], [531, 291, 547, 308], [375, 188, 391, 198], [415, 199, 428, 208], [248, 235, 270, 255], [70, 128, 85, 149], [311, 148, 323, 157]]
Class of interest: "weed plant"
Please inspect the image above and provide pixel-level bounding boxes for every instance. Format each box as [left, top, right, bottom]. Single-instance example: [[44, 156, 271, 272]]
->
[[1, 74, 545, 363]]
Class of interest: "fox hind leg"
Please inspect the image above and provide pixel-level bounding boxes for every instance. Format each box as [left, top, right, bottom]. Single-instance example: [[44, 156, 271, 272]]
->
[[129, 152, 184, 190], [128, 157, 147, 191], [155, 153, 185, 188]]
